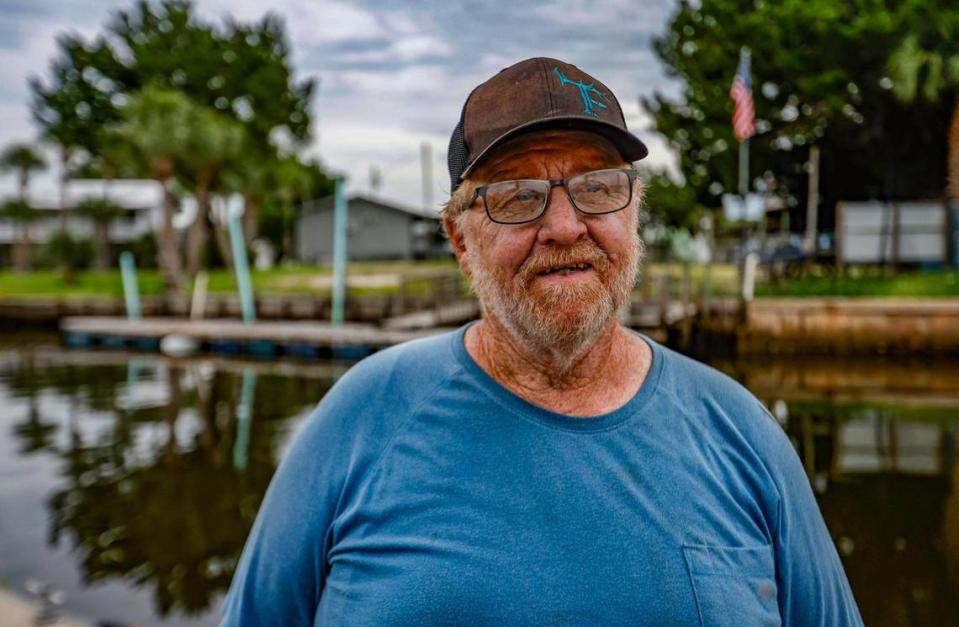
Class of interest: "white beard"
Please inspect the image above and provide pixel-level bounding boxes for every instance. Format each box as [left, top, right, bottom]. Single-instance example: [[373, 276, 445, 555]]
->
[[466, 231, 643, 362]]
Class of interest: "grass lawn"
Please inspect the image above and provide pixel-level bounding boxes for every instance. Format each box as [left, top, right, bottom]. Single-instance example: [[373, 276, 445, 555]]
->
[[0, 270, 167, 298], [0, 261, 463, 299], [755, 269, 959, 298], [1, 263, 956, 299]]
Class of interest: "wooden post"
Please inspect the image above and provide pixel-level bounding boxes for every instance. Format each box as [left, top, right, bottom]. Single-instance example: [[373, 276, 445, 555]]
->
[[803, 145, 820, 253], [890, 201, 901, 274], [331, 178, 348, 325], [835, 201, 845, 276], [119, 251, 142, 321], [396, 275, 408, 315], [190, 271, 208, 321]]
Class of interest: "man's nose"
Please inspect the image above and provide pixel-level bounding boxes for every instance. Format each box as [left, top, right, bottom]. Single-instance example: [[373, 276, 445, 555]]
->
[[536, 186, 587, 245]]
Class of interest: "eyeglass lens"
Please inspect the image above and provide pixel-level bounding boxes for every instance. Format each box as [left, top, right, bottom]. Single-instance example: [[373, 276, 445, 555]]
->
[[483, 169, 631, 224]]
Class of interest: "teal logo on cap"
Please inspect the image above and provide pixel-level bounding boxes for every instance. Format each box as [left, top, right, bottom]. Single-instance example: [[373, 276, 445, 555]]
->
[[553, 67, 608, 118]]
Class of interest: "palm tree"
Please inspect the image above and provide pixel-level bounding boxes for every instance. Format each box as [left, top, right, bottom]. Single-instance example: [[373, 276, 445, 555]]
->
[[0, 143, 46, 200], [221, 150, 288, 266], [0, 199, 40, 271], [115, 86, 195, 292], [889, 33, 959, 205], [179, 108, 245, 277], [75, 198, 126, 269]]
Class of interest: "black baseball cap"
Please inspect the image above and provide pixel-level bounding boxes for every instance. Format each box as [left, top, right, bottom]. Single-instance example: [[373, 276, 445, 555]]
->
[[447, 57, 648, 191]]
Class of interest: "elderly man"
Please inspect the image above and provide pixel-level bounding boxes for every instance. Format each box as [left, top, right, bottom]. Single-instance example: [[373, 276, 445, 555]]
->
[[222, 58, 862, 626]]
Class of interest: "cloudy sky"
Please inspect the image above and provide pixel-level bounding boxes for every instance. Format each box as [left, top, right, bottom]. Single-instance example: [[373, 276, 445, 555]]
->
[[0, 0, 682, 212]]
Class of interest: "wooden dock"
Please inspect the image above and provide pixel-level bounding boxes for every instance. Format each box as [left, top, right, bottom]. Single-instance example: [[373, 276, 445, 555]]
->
[[61, 317, 449, 359], [382, 298, 480, 330], [738, 298, 959, 354]]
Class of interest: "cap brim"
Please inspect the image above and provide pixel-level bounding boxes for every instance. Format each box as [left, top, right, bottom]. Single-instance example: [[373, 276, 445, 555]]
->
[[459, 116, 649, 181]]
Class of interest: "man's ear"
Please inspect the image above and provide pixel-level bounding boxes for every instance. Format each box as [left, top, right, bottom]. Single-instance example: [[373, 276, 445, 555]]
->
[[444, 216, 470, 277]]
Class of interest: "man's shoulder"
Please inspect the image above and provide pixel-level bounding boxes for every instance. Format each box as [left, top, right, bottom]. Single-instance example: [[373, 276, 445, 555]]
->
[[293, 329, 463, 468], [650, 339, 780, 438], [346, 328, 459, 384], [647, 340, 799, 499], [319, 329, 462, 417], [651, 340, 746, 396]]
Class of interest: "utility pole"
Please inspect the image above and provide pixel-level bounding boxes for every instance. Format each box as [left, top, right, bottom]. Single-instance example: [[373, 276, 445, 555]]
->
[[421, 142, 434, 213], [803, 145, 820, 254]]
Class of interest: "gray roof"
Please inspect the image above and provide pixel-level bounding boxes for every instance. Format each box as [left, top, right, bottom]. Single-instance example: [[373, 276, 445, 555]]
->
[[303, 193, 440, 221]]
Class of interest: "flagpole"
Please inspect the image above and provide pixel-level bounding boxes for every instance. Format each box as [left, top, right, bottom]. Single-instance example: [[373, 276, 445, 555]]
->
[[737, 46, 751, 199], [739, 138, 749, 198], [736, 47, 751, 304], [737, 136, 749, 303]]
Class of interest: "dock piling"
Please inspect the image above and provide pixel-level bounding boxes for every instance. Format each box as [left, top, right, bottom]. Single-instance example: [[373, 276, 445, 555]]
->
[[119, 251, 141, 321]]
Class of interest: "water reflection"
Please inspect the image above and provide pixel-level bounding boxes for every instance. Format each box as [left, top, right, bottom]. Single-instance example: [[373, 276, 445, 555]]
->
[[0, 341, 956, 626], [0, 343, 341, 624], [718, 357, 959, 627]]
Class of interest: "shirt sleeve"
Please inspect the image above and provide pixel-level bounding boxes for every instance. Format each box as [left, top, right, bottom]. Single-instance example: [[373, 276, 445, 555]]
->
[[762, 409, 865, 626], [218, 399, 347, 627], [219, 338, 449, 626]]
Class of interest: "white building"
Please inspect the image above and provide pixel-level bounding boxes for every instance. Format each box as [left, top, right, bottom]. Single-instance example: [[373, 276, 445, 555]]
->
[[0, 179, 161, 260], [835, 200, 955, 266]]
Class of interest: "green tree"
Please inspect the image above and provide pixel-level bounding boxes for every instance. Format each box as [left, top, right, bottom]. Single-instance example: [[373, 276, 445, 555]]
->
[[0, 199, 40, 271], [254, 156, 335, 261], [222, 149, 335, 265], [0, 143, 46, 200], [29, 34, 122, 230], [888, 3, 959, 206], [179, 107, 246, 276], [76, 198, 126, 269], [29, 0, 320, 276], [115, 86, 195, 292], [105, 1, 313, 149], [645, 0, 952, 233], [45, 231, 94, 277]]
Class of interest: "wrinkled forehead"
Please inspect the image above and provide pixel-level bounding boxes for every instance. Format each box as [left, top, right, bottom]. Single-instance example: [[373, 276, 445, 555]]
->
[[467, 130, 625, 183]]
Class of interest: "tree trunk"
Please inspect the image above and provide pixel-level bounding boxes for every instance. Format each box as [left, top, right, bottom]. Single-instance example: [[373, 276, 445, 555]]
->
[[150, 156, 183, 292], [947, 95, 959, 207], [94, 221, 111, 270], [156, 179, 183, 293], [59, 149, 71, 233], [12, 224, 31, 272], [213, 219, 234, 271], [186, 180, 212, 278], [242, 194, 261, 246], [283, 202, 296, 262]]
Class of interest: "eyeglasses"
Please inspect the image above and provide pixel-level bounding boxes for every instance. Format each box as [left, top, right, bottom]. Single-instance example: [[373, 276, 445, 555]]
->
[[468, 168, 638, 225]]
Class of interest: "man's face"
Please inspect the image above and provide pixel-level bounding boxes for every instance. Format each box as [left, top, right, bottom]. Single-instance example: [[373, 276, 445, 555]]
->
[[449, 130, 643, 352]]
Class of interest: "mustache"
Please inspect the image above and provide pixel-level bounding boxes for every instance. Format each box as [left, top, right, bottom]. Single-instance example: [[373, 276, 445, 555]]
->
[[517, 241, 611, 283]]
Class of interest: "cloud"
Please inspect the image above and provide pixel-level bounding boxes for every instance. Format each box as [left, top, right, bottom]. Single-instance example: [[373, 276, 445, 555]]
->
[[315, 121, 449, 209], [0, 0, 681, 209], [528, 0, 674, 26]]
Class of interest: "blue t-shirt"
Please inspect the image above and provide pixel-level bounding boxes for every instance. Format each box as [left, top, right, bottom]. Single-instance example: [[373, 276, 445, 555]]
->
[[221, 325, 862, 626]]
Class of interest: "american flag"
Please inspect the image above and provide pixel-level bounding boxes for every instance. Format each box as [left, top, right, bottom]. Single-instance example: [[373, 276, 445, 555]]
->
[[730, 48, 755, 142]]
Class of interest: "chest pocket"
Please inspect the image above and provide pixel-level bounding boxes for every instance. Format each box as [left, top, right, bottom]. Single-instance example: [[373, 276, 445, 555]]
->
[[683, 544, 781, 627]]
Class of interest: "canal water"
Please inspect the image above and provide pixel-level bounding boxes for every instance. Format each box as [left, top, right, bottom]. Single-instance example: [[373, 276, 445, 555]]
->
[[0, 333, 956, 627]]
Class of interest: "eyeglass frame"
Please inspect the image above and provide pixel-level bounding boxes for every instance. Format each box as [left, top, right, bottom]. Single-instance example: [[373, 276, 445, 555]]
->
[[467, 167, 639, 225]]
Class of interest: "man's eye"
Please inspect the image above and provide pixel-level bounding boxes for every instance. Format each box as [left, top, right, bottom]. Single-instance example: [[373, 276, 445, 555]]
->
[[513, 189, 540, 202]]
